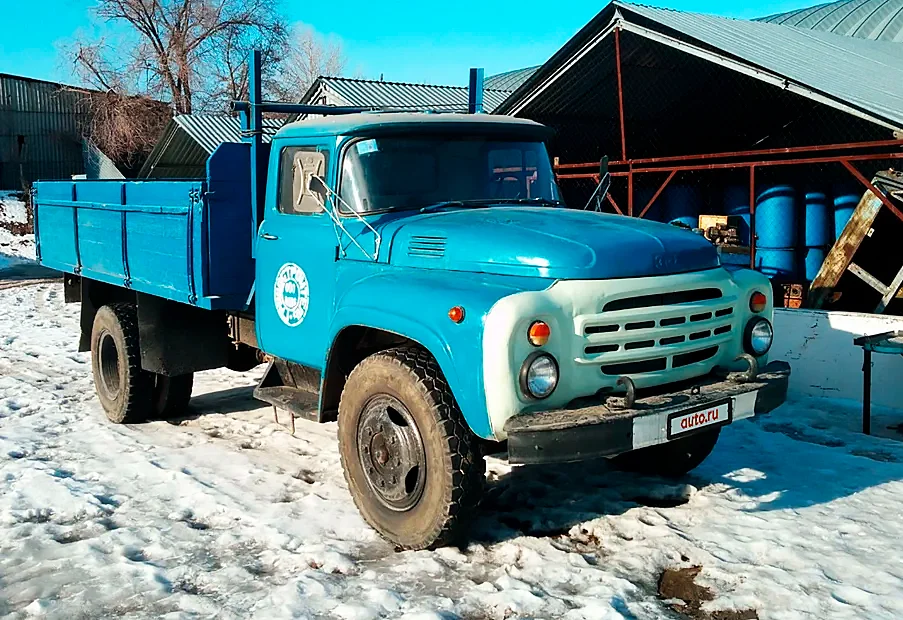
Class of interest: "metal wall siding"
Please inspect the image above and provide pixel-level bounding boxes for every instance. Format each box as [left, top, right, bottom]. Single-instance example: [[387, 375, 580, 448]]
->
[[0, 74, 90, 187], [760, 0, 903, 43]]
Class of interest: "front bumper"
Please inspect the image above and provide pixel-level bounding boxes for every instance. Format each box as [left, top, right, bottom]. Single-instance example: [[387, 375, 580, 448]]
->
[[504, 360, 790, 465]]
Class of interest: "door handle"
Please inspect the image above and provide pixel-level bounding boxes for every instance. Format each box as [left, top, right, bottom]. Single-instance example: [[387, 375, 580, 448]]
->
[[260, 233, 279, 241]]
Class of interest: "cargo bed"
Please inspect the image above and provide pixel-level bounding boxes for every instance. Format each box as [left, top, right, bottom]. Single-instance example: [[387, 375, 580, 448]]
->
[[33, 143, 254, 310]]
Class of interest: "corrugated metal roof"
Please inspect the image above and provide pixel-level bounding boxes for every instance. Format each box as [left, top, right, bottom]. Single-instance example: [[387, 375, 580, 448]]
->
[[499, 1, 903, 131], [621, 2, 903, 129], [484, 66, 540, 91], [173, 114, 282, 153], [139, 114, 283, 178], [760, 0, 903, 43], [317, 77, 513, 113]]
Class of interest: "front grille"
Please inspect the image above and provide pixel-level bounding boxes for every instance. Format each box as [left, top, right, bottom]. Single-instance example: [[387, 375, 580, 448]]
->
[[601, 358, 668, 376], [674, 346, 719, 368], [602, 288, 722, 312], [579, 285, 737, 374]]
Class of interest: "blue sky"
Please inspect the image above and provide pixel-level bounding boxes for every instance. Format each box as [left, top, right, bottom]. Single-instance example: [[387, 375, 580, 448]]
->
[[0, 0, 815, 88]]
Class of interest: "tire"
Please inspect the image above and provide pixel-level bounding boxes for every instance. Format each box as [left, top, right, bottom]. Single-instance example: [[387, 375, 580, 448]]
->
[[90, 303, 153, 424], [612, 428, 721, 478], [338, 347, 485, 550], [152, 373, 193, 419]]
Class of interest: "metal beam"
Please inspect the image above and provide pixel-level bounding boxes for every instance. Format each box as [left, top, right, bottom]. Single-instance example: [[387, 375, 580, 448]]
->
[[638, 170, 676, 219], [554, 139, 903, 170], [839, 159, 903, 224]]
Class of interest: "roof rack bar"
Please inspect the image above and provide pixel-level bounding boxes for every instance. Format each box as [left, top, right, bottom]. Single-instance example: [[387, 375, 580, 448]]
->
[[231, 101, 371, 116]]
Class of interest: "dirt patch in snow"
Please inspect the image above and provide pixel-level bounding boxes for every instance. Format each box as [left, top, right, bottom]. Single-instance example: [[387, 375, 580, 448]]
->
[[659, 566, 758, 620]]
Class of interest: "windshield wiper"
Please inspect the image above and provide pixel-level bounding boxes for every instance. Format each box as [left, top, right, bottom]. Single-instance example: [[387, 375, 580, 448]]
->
[[419, 200, 492, 213], [419, 197, 562, 213]]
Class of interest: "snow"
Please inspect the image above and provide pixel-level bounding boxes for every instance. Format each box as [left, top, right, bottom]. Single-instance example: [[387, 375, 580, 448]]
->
[[0, 192, 35, 263], [2, 280, 903, 618]]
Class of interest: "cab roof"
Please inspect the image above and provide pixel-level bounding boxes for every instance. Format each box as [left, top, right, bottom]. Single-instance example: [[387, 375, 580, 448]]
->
[[275, 112, 551, 141]]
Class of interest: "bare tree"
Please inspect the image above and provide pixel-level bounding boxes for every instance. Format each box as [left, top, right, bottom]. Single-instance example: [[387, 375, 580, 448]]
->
[[80, 91, 172, 172], [69, 0, 288, 114], [273, 25, 348, 102]]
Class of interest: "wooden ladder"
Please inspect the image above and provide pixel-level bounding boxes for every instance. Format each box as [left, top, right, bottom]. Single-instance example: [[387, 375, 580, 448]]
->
[[810, 169, 903, 313]]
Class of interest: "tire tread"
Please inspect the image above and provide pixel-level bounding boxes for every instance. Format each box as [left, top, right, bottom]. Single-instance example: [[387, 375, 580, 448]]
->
[[338, 346, 485, 550]]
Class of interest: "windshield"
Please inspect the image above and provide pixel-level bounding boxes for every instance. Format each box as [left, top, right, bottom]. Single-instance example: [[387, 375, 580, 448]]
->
[[337, 135, 563, 214]]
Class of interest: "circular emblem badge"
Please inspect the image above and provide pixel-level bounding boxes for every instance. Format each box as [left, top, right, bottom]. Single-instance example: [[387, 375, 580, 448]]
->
[[273, 263, 310, 327]]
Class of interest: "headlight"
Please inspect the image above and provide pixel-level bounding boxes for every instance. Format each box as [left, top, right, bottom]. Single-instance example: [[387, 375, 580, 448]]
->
[[520, 352, 559, 399], [744, 317, 773, 356]]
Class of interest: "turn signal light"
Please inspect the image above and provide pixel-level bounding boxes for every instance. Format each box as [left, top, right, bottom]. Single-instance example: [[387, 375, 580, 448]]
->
[[448, 306, 465, 324], [750, 292, 767, 313], [528, 321, 551, 347]]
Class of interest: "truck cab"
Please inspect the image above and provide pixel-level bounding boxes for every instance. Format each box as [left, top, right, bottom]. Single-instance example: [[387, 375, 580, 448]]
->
[[34, 110, 789, 551]]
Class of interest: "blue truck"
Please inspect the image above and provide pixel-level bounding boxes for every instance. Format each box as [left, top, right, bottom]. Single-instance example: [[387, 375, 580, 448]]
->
[[33, 54, 789, 550]]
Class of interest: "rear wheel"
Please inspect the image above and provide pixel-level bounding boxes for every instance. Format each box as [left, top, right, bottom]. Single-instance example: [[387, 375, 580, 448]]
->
[[612, 428, 721, 478], [152, 373, 193, 419], [90, 303, 153, 424], [338, 347, 485, 550]]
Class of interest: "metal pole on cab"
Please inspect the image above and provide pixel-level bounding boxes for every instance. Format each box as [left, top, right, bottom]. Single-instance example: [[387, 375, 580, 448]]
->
[[468, 68, 485, 114]]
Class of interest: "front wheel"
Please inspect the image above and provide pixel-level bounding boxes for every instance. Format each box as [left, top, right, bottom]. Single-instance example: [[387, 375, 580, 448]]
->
[[338, 347, 485, 550], [612, 428, 721, 478]]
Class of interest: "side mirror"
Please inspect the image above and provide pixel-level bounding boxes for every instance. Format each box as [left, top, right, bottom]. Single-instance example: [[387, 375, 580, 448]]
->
[[583, 155, 612, 212], [308, 175, 327, 196]]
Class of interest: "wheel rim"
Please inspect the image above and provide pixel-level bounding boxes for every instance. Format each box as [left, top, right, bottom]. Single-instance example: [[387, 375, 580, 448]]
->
[[97, 330, 121, 400], [356, 394, 426, 512]]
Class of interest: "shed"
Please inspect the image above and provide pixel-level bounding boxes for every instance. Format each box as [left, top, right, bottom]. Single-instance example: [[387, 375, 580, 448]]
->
[[140, 114, 283, 178], [0, 74, 93, 189]]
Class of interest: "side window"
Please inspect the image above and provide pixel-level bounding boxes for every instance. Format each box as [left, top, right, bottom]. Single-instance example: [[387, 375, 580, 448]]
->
[[278, 146, 330, 214]]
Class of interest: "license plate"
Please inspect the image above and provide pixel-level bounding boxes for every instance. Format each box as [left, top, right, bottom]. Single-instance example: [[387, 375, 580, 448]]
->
[[667, 401, 732, 439]]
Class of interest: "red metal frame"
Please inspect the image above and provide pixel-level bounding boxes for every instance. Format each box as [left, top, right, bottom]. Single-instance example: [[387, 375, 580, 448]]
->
[[549, 33, 903, 280], [839, 160, 903, 224], [555, 138, 903, 170], [615, 27, 628, 163]]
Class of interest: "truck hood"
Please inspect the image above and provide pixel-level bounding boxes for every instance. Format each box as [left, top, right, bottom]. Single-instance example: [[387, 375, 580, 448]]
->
[[384, 207, 719, 279]]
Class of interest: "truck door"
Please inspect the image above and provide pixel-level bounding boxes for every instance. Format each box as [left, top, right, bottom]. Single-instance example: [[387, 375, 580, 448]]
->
[[256, 142, 337, 369]]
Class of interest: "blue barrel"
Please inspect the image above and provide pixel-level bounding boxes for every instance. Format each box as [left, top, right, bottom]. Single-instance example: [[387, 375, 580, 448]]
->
[[723, 185, 751, 245], [833, 191, 860, 241], [755, 185, 797, 248], [756, 247, 798, 278], [665, 185, 701, 228], [803, 191, 831, 248], [802, 247, 827, 281]]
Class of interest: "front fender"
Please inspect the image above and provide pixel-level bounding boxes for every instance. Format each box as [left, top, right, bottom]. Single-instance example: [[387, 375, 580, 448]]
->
[[329, 265, 551, 439]]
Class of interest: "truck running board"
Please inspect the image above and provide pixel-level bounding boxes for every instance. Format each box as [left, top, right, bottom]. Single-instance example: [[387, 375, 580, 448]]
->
[[253, 360, 321, 433]]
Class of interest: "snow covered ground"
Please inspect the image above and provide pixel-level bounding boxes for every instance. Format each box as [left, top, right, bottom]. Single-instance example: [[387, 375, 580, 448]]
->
[[0, 192, 35, 264], [2, 276, 903, 618]]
